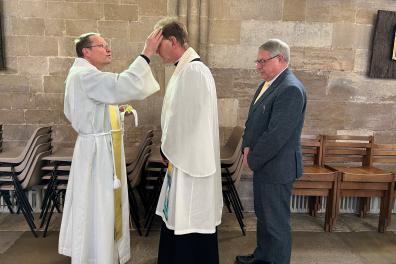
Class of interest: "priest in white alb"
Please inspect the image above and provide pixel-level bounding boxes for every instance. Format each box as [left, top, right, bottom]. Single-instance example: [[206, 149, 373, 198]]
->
[[154, 18, 223, 264], [59, 30, 162, 264]]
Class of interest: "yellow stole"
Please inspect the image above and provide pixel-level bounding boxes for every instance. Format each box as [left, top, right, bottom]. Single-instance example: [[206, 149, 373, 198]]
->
[[108, 105, 123, 241]]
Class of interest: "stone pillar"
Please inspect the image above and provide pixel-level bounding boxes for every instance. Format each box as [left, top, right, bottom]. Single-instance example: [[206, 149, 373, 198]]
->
[[199, 0, 209, 62], [178, 0, 188, 26], [187, 0, 200, 52], [175, 0, 209, 61]]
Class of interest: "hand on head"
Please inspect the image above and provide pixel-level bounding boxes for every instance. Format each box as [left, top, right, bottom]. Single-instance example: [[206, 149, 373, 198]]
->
[[142, 29, 163, 59]]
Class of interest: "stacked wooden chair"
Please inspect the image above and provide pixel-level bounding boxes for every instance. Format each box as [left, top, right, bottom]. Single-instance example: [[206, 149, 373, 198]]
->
[[322, 135, 394, 232], [39, 147, 73, 237], [125, 130, 154, 236], [0, 126, 52, 237], [221, 126, 245, 235], [373, 143, 396, 226], [292, 135, 339, 231]]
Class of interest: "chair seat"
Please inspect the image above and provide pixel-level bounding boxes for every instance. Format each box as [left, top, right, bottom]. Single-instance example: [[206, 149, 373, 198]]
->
[[42, 148, 73, 162], [300, 166, 337, 181], [41, 174, 69, 181], [41, 165, 71, 171], [0, 147, 24, 160], [330, 166, 393, 182]]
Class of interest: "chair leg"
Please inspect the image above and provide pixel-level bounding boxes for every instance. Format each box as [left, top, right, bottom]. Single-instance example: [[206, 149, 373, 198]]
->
[[225, 190, 245, 235], [12, 188, 37, 237], [0, 191, 15, 213], [223, 190, 232, 213], [43, 191, 60, 238], [309, 196, 321, 217], [359, 197, 370, 218], [144, 187, 161, 237], [128, 188, 142, 236], [230, 182, 245, 215], [378, 196, 386, 233], [40, 189, 56, 228], [40, 180, 55, 219]]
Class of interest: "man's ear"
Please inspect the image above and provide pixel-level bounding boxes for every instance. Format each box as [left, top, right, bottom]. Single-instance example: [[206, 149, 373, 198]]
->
[[169, 36, 178, 47], [82, 47, 90, 58]]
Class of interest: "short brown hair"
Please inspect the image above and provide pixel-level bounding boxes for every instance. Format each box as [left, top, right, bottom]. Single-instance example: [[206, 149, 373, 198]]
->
[[154, 18, 188, 47]]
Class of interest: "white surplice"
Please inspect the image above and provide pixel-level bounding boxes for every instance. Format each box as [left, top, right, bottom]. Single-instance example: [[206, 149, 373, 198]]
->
[[156, 48, 223, 235], [59, 56, 159, 264]]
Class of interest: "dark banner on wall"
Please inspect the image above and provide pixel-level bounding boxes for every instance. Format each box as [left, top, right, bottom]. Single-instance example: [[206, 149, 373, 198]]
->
[[369, 10, 396, 79]]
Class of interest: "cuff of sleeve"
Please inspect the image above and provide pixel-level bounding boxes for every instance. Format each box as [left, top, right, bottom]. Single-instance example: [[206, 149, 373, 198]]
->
[[140, 54, 150, 64]]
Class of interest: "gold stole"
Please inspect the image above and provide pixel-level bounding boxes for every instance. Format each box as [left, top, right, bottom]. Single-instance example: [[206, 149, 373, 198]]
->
[[108, 105, 123, 241]]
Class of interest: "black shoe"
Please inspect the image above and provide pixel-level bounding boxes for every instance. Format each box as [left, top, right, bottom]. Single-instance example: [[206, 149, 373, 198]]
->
[[235, 254, 254, 263], [235, 255, 271, 264]]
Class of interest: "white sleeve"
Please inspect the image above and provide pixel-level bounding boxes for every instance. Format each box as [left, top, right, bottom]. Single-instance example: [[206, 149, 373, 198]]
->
[[81, 56, 160, 104]]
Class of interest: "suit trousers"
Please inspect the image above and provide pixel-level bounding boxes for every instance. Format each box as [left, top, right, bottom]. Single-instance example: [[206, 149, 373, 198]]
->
[[253, 176, 293, 264]]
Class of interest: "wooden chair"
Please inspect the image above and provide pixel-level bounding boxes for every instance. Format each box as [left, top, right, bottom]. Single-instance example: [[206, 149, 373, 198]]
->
[[323, 135, 394, 232], [373, 143, 396, 226], [292, 135, 339, 231]]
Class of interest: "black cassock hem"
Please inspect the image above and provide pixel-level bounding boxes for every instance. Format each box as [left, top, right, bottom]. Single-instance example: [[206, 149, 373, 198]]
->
[[157, 222, 219, 264]]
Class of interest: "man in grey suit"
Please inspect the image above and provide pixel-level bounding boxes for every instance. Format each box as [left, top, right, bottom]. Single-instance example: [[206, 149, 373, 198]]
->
[[235, 39, 306, 264]]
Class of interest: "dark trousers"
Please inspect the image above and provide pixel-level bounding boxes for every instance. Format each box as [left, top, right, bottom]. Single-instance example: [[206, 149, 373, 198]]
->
[[253, 178, 293, 264], [157, 223, 219, 264]]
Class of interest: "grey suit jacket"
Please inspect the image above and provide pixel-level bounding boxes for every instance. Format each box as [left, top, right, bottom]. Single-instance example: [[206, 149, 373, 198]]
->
[[242, 68, 306, 184]]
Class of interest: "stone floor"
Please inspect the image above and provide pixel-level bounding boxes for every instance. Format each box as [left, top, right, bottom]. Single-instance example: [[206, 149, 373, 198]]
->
[[1, 212, 396, 264]]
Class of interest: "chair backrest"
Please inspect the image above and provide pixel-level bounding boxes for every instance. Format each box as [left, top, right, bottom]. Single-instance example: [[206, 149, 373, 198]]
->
[[12, 134, 52, 172], [22, 150, 51, 189], [230, 153, 244, 184], [322, 135, 373, 167], [373, 143, 396, 173], [0, 126, 51, 163], [301, 135, 322, 166], [15, 142, 52, 182], [221, 126, 244, 165], [126, 139, 153, 174], [128, 146, 152, 188], [137, 130, 153, 155], [222, 150, 243, 175]]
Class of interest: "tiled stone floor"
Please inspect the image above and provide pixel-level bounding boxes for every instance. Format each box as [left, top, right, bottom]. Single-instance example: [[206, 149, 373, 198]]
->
[[1, 212, 396, 264]]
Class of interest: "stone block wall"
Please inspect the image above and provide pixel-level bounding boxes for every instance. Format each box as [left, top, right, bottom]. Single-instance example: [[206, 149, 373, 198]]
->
[[1, 0, 396, 150], [208, 0, 396, 143]]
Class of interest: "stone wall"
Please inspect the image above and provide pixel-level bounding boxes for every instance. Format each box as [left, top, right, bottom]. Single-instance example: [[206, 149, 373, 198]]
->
[[1, 0, 396, 150], [209, 0, 396, 143]]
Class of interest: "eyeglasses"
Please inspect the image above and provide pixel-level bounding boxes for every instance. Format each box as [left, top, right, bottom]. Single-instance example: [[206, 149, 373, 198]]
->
[[86, 44, 110, 50], [254, 54, 279, 66]]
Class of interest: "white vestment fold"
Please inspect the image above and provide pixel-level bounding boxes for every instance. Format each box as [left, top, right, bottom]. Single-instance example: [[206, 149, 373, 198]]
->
[[59, 56, 159, 264], [156, 48, 223, 235]]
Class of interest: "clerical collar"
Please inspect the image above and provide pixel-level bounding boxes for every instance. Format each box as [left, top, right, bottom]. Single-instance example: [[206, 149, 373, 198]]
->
[[174, 57, 200, 66]]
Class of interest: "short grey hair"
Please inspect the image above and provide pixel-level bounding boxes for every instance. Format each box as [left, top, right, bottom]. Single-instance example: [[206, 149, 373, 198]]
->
[[259, 39, 290, 64], [74, 32, 100, 58]]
